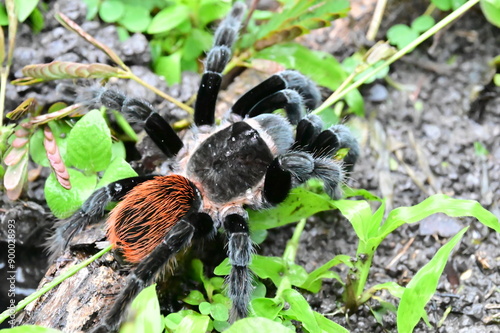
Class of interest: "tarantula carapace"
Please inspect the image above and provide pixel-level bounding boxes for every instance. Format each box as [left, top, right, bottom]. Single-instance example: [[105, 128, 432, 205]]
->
[[48, 3, 359, 332]]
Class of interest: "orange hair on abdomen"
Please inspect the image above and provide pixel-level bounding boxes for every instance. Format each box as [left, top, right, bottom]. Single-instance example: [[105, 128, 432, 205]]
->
[[107, 175, 196, 263]]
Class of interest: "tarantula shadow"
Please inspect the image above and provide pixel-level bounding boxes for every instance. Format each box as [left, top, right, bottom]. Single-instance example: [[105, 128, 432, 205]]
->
[[46, 3, 360, 332]]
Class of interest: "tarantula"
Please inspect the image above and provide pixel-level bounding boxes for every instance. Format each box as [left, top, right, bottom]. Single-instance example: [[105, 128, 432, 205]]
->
[[48, 3, 359, 332]]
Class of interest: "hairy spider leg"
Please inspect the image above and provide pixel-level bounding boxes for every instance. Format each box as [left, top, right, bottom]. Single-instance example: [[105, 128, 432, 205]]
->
[[223, 213, 253, 322], [230, 70, 321, 124], [92, 175, 214, 332], [78, 88, 183, 157], [47, 175, 156, 261], [93, 212, 214, 333], [194, 2, 246, 126]]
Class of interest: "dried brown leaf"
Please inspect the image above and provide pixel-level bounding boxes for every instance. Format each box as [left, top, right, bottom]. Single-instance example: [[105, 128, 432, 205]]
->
[[56, 12, 127, 70], [7, 98, 37, 120]]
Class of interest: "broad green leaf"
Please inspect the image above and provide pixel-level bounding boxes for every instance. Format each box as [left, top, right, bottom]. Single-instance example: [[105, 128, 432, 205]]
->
[[111, 140, 126, 160], [121, 284, 162, 333], [0, 5, 8, 26], [249, 188, 335, 230], [254, 43, 346, 91], [380, 194, 500, 238], [300, 255, 351, 292], [481, 0, 500, 27], [210, 302, 229, 321], [164, 313, 184, 330], [45, 169, 97, 218], [224, 317, 294, 333], [29, 128, 49, 167], [333, 199, 374, 243], [96, 157, 137, 188], [432, 0, 452, 10], [154, 52, 182, 85], [397, 227, 468, 333], [198, 0, 231, 26], [250, 255, 285, 286], [118, 5, 151, 32], [147, 4, 189, 34], [199, 302, 212, 315], [99, 0, 125, 23], [386, 24, 419, 49], [66, 110, 112, 172], [282, 289, 320, 333], [251, 298, 283, 319], [14, 0, 38, 22], [411, 15, 435, 33], [494, 73, 500, 86], [214, 257, 231, 275], [182, 29, 213, 61], [175, 314, 210, 332], [368, 281, 405, 299], [314, 312, 349, 333], [83, 0, 99, 20], [345, 89, 365, 116], [183, 290, 206, 306], [0, 326, 62, 333]]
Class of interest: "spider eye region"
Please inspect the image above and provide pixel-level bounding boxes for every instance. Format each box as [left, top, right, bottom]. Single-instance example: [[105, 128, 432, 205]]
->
[[107, 175, 199, 263], [187, 122, 274, 203]]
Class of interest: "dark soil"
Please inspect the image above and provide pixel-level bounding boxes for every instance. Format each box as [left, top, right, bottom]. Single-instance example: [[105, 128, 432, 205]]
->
[[1, 0, 499, 332]]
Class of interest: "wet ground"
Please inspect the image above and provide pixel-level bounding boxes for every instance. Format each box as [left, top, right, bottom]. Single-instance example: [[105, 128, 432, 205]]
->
[[1, 0, 499, 331]]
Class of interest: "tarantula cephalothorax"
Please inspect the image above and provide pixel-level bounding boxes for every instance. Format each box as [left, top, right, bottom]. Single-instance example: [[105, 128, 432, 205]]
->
[[48, 3, 359, 332]]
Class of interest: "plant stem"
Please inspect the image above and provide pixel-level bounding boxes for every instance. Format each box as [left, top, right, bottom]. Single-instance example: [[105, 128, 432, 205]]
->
[[127, 73, 194, 115], [0, 245, 112, 325], [313, 0, 481, 115], [275, 218, 307, 300]]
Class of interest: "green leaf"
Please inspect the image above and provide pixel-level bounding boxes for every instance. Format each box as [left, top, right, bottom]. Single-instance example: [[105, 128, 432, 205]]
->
[[386, 24, 419, 49], [183, 290, 206, 306], [481, 0, 500, 27], [182, 28, 213, 61], [198, 0, 231, 26], [99, 0, 125, 23], [96, 157, 137, 188], [14, 0, 38, 22], [281, 289, 320, 333], [300, 255, 351, 292], [0, 326, 63, 333], [225, 317, 294, 333], [345, 88, 365, 116], [254, 43, 346, 91], [494, 73, 500, 86], [0, 5, 8, 26], [411, 15, 435, 33], [199, 302, 212, 315], [211, 302, 229, 321], [249, 188, 335, 230], [165, 312, 184, 330], [28, 7, 44, 33], [121, 284, 163, 333], [250, 255, 285, 286], [381, 194, 500, 238], [397, 227, 469, 332], [251, 298, 283, 319], [314, 312, 349, 333], [154, 52, 182, 85], [45, 169, 97, 218], [214, 257, 231, 275], [431, 0, 452, 10], [66, 110, 112, 172], [83, 0, 99, 20], [147, 4, 189, 34], [118, 5, 151, 32], [29, 128, 49, 167]]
